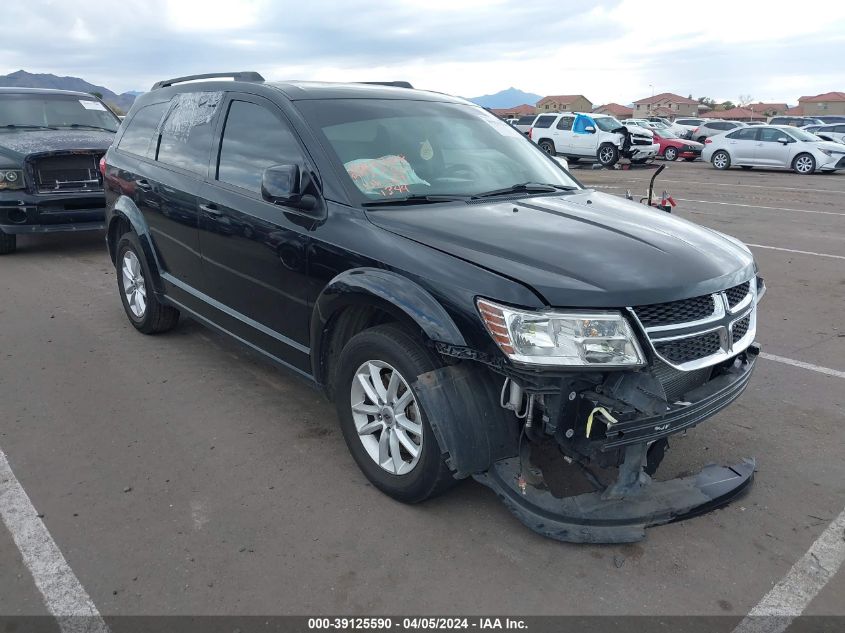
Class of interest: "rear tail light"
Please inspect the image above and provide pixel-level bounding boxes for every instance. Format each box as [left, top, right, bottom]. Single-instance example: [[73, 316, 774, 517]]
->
[[705, 138, 712, 144], [528, 127, 533, 140], [99, 156, 106, 177]]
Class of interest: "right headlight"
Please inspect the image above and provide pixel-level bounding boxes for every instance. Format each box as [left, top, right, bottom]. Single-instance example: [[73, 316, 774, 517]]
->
[[477, 298, 645, 367], [0, 169, 25, 190]]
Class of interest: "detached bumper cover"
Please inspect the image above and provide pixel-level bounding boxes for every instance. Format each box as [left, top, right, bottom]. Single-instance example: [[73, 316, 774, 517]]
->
[[475, 457, 755, 544]]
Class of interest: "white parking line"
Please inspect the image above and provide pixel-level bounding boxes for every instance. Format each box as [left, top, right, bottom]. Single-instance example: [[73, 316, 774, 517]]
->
[[732, 506, 845, 633], [0, 446, 109, 633], [600, 177, 844, 195], [761, 353, 845, 379], [746, 244, 845, 261], [676, 198, 845, 217]]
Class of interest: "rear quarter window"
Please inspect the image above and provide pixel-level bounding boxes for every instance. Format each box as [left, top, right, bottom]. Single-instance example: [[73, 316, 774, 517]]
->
[[116, 102, 168, 157], [533, 115, 557, 129]]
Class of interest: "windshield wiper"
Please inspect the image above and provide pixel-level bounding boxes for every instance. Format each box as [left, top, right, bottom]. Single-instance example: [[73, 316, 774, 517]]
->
[[2, 124, 58, 130], [362, 194, 469, 207], [60, 124, 117, 132], [470, 182, 577, 199]]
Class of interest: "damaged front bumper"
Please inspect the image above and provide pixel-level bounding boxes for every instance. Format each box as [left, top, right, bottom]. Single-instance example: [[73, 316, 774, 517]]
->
[[475, 456, 755, 544], [0, 190, 105, 234], [419, 343, 759, 543]]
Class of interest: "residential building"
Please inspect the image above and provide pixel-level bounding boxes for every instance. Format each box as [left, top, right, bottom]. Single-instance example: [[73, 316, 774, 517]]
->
[[489, 104, 536, 118], [592, 102, 633, 118], [788, 92, 845, 116], [536, 94, 593, 113], [633, 93, 699, 117], [700, 107, 767, 121], [746, 102, 788, 117]]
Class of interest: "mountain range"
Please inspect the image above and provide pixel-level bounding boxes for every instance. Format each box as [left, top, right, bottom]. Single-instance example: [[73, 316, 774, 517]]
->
[[0, 70, 139, 113], [467, 87, 542, 109]]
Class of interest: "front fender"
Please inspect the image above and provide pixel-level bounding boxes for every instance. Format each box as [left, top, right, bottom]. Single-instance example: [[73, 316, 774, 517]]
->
[[109, 196, 164, 293], [310, 268, 467, 383]]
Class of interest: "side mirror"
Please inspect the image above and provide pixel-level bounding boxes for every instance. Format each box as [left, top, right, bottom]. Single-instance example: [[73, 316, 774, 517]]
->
[[261, 164, 316, 211], [584, 125, 596, 133], [777, 137, 789, 145]]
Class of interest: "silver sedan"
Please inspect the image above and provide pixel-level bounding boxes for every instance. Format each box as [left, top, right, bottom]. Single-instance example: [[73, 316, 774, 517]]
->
[[701, 125, 845, 174]]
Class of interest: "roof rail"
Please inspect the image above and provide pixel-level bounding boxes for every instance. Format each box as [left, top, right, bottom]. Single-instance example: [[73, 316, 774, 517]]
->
[[151, 71, 265, 90], [358, 81, 414, 89]]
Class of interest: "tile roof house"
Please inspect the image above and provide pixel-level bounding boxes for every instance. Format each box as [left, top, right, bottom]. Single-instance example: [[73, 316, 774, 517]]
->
[[633, 93, 699, 117], [793, 92, 845, 116], [489, 103, 537, 118], [746, 102, 788, 116], [536, 94, 593, 113], [593, 102, 633, 118], [700, 107, 767, 121]]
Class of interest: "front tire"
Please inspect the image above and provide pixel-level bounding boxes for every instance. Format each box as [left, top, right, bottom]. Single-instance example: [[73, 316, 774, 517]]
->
[[683, 157, 696, 162], [0, 230, 16, 255], [712, 150, 731, 170], [334, 324, 456, 503], [792, 153, 816, 174], [116, 233, 180, 334], [597, 143, 619, 168]]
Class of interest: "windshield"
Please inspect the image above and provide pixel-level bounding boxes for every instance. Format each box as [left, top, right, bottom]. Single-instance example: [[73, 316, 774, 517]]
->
[[787, 127, 823, 142], [594, 116, 623, 132], [298, 99, 580, 202], [0, 93, 120, 132]]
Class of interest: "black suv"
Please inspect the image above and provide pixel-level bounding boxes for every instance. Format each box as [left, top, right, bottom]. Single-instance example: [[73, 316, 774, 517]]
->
[[103, 72, 763, 543], [0, 88, 120, 254]]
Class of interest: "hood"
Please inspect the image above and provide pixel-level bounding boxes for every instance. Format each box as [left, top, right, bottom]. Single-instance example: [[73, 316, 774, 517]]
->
[[626, 125, 654, 137], [682, 139, 704, 148], [0, 129, 114, 164], [366, 190, 756, 308], [814, 140, 845, 153]]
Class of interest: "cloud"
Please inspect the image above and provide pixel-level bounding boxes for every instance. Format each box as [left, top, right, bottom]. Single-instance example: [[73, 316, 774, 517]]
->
[[2, 0, 844, 104]]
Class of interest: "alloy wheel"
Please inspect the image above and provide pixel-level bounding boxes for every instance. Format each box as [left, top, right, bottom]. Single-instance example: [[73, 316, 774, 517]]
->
[[713, 152, 729, 169], [122, 250, 147, 318], [350, 360, 423, 475], [599, 147, 614, 163], [795, 156, 814, 173], [664, 147, 677, 161]]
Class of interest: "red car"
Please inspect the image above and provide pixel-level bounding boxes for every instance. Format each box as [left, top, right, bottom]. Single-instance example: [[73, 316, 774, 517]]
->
[[652, 129, 704, 161]]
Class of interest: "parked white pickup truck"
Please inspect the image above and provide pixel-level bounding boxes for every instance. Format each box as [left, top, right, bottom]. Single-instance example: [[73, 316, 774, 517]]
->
[[530, 112, 659, 167]]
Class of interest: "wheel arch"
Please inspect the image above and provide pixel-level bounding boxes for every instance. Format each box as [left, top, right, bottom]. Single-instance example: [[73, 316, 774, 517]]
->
[[310, 268, 467, 394], [107, 197, 164, 293]]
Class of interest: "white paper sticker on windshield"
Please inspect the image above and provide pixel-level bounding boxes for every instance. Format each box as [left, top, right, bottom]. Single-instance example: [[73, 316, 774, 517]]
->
[[80, 100, 107, 111]]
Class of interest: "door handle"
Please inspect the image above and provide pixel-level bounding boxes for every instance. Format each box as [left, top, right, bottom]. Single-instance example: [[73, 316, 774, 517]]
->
[[199, 203, 222, 216], [136, 179, 152, 191]]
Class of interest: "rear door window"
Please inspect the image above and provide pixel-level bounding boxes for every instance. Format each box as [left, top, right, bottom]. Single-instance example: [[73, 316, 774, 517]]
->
[[556, 117, 574, 130], [155, 92, 222, 176], [727, 128, 758, 140], [216, 100, 305, 194], [117, 102, 168, 157]]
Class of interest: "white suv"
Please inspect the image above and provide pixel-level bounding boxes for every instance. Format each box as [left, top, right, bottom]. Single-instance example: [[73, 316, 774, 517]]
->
[[530, 113, 659, 167]]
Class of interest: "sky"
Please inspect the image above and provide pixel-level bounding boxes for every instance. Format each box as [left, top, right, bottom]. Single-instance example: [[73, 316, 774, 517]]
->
[[3, 0, 845, 105]]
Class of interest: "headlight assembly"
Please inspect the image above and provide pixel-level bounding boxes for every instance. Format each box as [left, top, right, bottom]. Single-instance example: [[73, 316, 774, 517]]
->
[[818, 148, 833, 157], [0, 169, 25, 190], [477, 298, 645, 367]]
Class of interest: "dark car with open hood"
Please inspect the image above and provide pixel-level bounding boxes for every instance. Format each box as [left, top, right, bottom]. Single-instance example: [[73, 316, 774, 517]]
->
[[0, 87, 120, 254], [102, 72, 765, 543]]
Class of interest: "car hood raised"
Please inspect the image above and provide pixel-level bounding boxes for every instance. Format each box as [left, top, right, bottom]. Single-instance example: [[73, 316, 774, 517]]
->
[[0, 129, 114, 163], [366, 190, 756, 308]]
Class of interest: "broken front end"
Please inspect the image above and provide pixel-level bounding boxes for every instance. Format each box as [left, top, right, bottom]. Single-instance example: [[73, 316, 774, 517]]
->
[[422, 277, 764, 543]]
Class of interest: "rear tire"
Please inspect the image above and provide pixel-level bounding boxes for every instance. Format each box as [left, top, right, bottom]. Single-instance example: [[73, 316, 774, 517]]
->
[[0, 230, 16, 255], [663, 147, 678, 161], [334, 323, 457, 504], [792, 153, 816, 174], [683, 157, 696, 162], [741, 166, 753, 170], [116, 232, 180, 334], [712, 150, 731, 170], [567, 157, 580, 164], [538, 140, 555, 155], [597, 143, 619, 168]]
